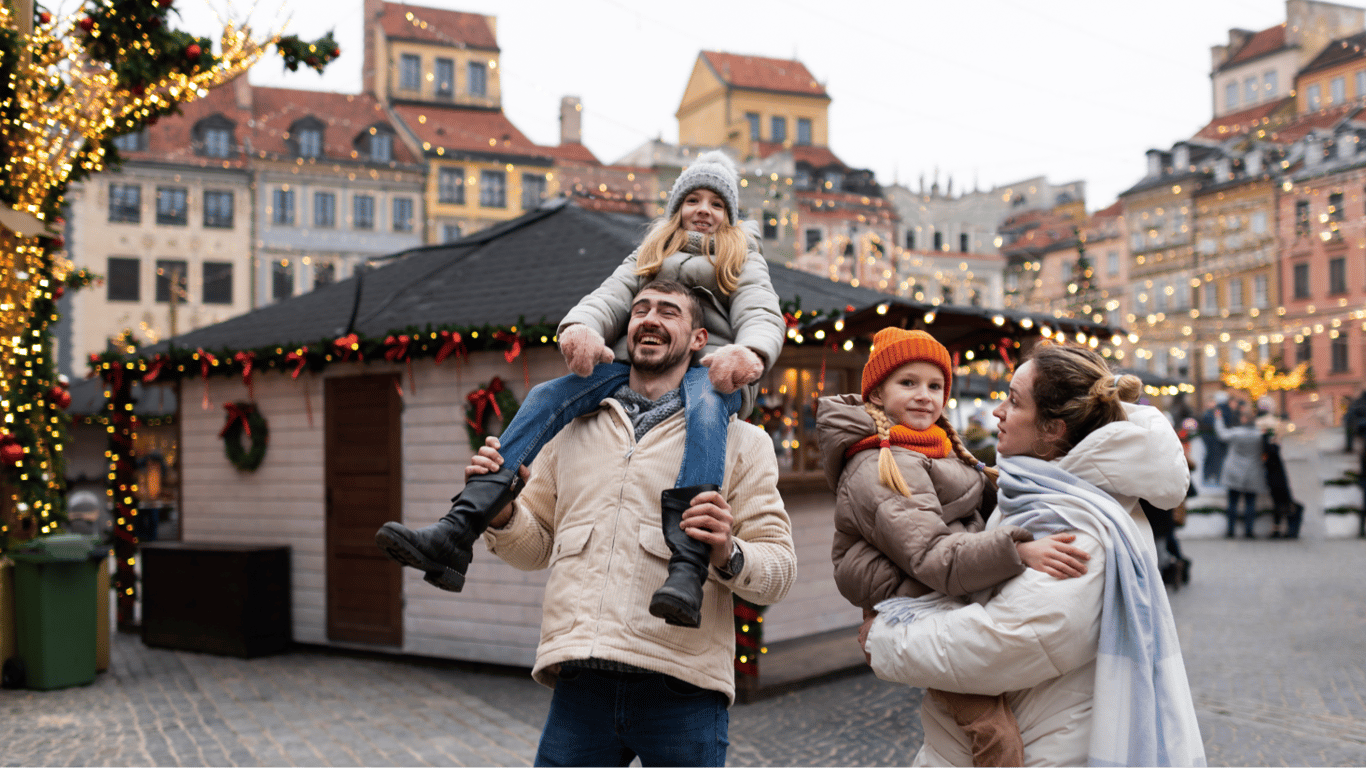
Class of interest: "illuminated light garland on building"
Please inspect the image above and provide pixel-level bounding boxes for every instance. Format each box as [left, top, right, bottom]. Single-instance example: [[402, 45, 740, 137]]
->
[[1221, 360, 1309, 402]]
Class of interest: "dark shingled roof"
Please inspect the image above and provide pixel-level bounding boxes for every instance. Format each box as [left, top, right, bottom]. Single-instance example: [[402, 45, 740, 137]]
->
[[148, 199, 892, 353]]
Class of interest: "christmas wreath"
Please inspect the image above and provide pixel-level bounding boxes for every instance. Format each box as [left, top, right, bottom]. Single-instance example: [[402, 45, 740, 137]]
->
[[465, 377, 520, 451], [220, 402, 269, 471]]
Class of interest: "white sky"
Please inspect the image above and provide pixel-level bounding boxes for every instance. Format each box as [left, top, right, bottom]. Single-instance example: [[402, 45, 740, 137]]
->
[[161, 0, 1312, 209]]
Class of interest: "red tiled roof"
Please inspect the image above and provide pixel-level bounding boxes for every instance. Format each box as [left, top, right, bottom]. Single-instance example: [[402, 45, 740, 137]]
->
[[119, 83, 251, 168], [389, 103, 548, 160], [250, 87, 421, 164], [752, 141, 844, 168], [1300, 30, 1366, 76], [1193, 96, 1294, 141], [1092, 200, 1123, 219], [1219, 24, 1287, 71], [701, 51, 827, 97], [538, 142, 600, 165], [1266, 103, 1362, 144], [379, 2, 498, 50]]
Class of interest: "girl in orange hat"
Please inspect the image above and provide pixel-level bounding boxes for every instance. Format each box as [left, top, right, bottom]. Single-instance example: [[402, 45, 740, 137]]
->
[[816, 327, 1089, 767]]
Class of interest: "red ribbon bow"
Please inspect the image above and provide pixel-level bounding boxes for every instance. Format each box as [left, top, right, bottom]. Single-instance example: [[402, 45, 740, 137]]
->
[[285, 347, 309, 379], [334, 333, 361, 361], [220, 402, 252, 438], [384, 335, 416, 395], [997, 337, 1015, 372], [466, 377, 505, 433], [234, 351, 256, 400], [142, 355, 168, 384], [492, 330, 522, 364], [435, 330, 466, 364], [783, 312, 799, 329]]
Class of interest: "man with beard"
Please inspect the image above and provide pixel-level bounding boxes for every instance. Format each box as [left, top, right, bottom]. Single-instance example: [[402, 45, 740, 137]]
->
[[465, 279, 796, 767]]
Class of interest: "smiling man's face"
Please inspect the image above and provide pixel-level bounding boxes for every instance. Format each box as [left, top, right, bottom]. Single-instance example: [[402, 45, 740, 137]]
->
[[626, 288, 703, 375]]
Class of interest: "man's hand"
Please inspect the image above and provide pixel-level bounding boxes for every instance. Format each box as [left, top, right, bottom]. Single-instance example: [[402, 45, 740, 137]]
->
[[466, 436, 529, 528], [679, 488, 735, 568], [1016, 532, 1090, 579]]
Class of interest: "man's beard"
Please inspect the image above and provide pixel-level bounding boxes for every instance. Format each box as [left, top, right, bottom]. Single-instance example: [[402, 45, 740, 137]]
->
[[629, 336, 692, 374]]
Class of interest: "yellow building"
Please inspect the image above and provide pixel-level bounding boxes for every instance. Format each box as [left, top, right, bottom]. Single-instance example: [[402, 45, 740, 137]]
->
[[676, 51, 830, 158], [363, 1, 558, 242], [1295, 29, 1366, 112]]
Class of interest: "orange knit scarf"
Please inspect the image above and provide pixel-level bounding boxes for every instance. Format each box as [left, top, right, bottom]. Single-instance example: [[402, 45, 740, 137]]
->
[[845, 423, 953, 460]]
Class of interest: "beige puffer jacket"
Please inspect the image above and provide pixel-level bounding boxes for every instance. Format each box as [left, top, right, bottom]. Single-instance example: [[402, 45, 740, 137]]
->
[[557, 233, 785, 414], [815, 394, 1032, 610]]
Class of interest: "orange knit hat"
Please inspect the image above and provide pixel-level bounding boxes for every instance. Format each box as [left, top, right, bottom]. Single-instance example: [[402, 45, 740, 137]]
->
[[861, 328, 953, 402]]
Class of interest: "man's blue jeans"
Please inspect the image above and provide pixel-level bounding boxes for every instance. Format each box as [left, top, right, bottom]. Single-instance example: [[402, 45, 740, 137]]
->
[[496, 363, 742, 488], [534, 667, 729, 767]]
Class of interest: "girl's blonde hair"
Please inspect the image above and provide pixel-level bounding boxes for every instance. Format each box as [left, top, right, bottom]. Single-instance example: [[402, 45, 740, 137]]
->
[[862, 401, 999, 498], [634, 210, 748, 295]]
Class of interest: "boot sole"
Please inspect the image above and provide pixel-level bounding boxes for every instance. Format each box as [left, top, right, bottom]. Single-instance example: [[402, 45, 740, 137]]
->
[[649, 592, 701, 628], [374, 524, 467, 592]]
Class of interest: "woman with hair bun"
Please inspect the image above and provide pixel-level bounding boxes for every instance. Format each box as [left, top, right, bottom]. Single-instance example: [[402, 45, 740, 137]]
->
[[860, 342, 1204, 767]]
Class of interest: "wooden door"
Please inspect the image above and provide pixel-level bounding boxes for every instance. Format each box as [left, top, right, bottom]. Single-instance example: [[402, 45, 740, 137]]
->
[[324, 375, 403, 645]]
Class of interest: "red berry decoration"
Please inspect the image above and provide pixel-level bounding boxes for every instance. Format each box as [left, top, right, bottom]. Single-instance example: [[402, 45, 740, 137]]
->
[[49, 386, 72, 410], [54, 285, 65, 299], [186, 44, 201, 60], [78, 16, 94, 31], [49, 235, 64, 249], [332, 47, 340, 57], [0, 442, 23, 466], [38, 11, 50, 23]]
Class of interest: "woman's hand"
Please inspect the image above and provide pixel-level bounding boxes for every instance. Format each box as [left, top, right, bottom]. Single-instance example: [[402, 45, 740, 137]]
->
[[1016, 532, 1090, 579]]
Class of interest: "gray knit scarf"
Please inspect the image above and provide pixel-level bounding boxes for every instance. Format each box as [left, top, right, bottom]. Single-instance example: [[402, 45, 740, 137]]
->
[[613, 384, 683, 441]]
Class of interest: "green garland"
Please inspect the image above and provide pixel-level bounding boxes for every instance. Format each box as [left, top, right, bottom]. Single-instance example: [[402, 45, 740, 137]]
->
[[221, 403, 269, 471]]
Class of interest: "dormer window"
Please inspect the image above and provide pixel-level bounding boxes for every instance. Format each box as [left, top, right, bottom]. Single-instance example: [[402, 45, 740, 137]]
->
[[193, 115, 236, 158], [290, 117, 325, 159], [436, 58, 454, 98], [468, 61, 487, 97], [112, 130, 147, 152], [357, 124, 396, 162]]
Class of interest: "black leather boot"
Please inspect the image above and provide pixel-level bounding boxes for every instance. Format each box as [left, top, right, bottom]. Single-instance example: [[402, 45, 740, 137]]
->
[[648, 484, 718, 628], [374, 467, 523, 592]]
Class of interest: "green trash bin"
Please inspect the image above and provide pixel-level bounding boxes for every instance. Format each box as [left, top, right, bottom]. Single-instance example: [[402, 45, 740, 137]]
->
[[9, 534, 109, 690]]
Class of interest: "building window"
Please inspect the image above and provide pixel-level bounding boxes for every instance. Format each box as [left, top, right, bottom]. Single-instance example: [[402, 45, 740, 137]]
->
[[203, 190, 233, 228], [156, 186, 187, 226], [905, 230, 915, 250], [933, 231, 943, 251], [762, 210, 777, 240], [1293, 262, 1310, 299], [1228, 277, 1243, 310], [1254, 274, 1268, 308], [203, 127, 233, 158], [155, 259, 188, 303], [369, 131, 393, 162], [1202, 282, 1218, 312], [1203, 350, 1219, 381], [442, 223, 462, 243], [272, 260, 294, 302], [1295, 200, 1310, 236], [1331, 76, 1346, 105], [202, 261, 232, 304], [959, 233, 969, 253], [1296, 336, 1312, 364], [941, 285, 954, 304], [1244, 76, 1258, 104], [746, 112, 759, 141], [400, 53, 421, 91], [296, 127, 322, 158], [1106, 250, 1119, 276], [1329, 192, 1345, 222], [1331, 334, 1349, 373], [1329, 256, 1347, 294], [112, 130, 146, 152], [353, 194, 375, 229], [770, 116, 787, 143], [759, 364, 849, 476], [1251, 210, 1267, 234], [797, 118, 812, 146], [468, 61, 487, 96], [313, 261, 336, 289], [794, 167, 811, 189], [1264, 70, 1278, 95], [435, 57, 454, 97], [392, 197, 414, 232], [1225, 81, 1238, 110], [1307, 83, 1322, 111], [824, 170, 843, 190], [521, 173, 547, 210], [109, 183, 140, 223], [439, 167, 465, 204], [805, 228, 822, 251], [272, 188, 295, 225], [314, 191, 336, 227], [480, 170, 506, 207], [106, 257, 139, 301]]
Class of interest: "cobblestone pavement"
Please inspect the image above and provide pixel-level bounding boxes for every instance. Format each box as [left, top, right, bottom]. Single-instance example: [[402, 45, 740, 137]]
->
[[2, 538, 1363, 766]]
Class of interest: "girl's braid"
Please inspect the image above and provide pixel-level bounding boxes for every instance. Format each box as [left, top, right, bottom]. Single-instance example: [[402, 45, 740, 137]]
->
[[937, 415, 999, 489], [864, 401, 912, 497]]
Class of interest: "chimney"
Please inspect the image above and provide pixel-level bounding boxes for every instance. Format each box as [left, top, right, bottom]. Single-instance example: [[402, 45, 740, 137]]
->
[[232, 73, 252, 111], [560, 96, 582, 145], [362, 0, 384, 98]]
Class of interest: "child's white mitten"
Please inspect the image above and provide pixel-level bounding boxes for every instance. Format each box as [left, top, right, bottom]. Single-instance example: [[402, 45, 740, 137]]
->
[[559, 324, 615, 377], [700, 344, 763, 394]]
